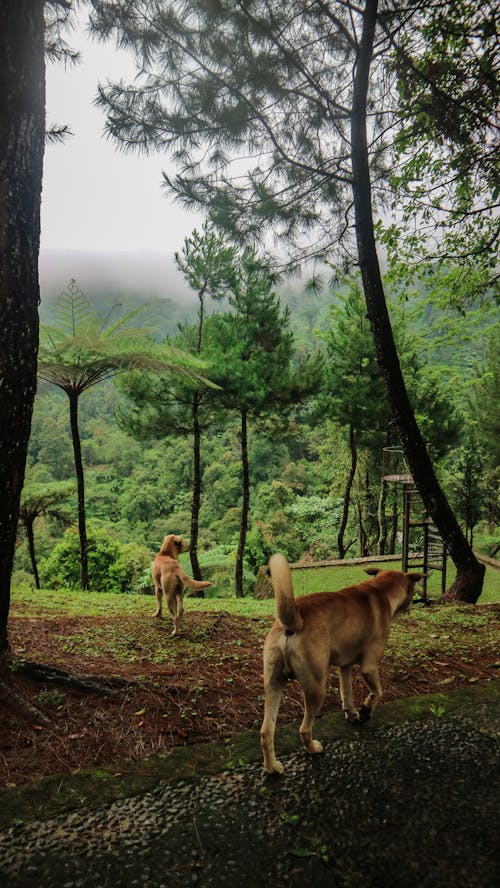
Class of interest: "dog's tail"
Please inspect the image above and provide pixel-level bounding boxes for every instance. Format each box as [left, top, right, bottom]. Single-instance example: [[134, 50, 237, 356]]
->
[[178, 570, 212, 593], [269, 554, 304, 633]]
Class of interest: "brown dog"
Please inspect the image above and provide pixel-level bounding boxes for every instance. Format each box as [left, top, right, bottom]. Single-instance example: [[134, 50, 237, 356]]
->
[[152, 534, 212, 635], [260, 554, 425, 774]]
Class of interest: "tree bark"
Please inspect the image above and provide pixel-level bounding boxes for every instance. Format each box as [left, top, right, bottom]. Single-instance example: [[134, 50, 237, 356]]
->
[[377, 479, 388, 555], [0, 2, 45, 653], [338, 424, 357, 559], [350, 0, 484, 602], [235, 408, 249, 597], [189, 392, 204, 585], [68, 390, 89, 589], [26, 518, 41, 590]]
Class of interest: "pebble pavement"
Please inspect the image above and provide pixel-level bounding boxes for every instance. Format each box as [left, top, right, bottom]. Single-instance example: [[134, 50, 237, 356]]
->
[[0, 715, 498, 887]]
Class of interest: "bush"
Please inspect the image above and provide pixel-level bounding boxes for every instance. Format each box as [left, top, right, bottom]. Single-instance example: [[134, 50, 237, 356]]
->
[[39, 527, 150, 594]]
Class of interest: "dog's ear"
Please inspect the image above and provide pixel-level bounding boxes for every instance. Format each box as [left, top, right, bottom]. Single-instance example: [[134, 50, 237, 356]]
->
[[364, 567, 380, 576], [407, 572, 427, 585], [159, 534, 174, 555]]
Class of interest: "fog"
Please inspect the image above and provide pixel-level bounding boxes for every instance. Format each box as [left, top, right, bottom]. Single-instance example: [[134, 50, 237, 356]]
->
[[39, 248, 193, 305]]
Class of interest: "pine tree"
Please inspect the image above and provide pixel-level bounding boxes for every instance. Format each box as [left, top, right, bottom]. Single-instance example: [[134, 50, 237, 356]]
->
[[205, 250, 319, 596], [89, 0, 497, 600]]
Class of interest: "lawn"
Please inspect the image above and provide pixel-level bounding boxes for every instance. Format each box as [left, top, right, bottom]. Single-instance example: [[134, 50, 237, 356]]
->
[[9, 558, 500, 622]]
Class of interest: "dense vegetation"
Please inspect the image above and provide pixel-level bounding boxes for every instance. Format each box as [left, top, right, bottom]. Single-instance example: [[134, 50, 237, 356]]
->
[[14, 254, 499, 598]]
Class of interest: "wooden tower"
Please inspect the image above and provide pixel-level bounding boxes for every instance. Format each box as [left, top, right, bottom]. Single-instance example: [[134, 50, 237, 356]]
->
[[382, 446, 447, 599]]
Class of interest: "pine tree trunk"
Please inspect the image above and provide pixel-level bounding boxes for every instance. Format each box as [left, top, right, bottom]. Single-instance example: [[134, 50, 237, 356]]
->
[[357, 500, 369, 557], [389, 490, 398, 554], [189, 393, 204, 586], [0, 2, 45, 653], [338, 424, 357, 559], [68, 391, 89, 589], [377, 479, 388, 555], [351, 0, 484, 602], [26, 518, 40, 590], [235, 409, 249, 598]]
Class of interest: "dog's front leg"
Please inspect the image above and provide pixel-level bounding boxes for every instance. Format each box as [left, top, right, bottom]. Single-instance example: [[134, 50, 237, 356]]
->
[[338, 665, 360, 722]]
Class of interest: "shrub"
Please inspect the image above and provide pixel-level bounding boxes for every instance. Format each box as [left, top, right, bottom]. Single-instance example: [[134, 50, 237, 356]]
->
[[39, 527, 150, 594]]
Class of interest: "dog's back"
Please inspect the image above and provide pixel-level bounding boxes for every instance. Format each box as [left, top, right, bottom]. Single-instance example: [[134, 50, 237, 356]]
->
[[269, 553, 394, 650]]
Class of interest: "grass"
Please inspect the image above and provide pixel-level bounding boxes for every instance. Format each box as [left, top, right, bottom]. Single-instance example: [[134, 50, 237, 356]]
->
[[9, 582, 499, 679], [7, 563, 499, 698], [10, 559, 499, 623], [288, 560, 500, 603]]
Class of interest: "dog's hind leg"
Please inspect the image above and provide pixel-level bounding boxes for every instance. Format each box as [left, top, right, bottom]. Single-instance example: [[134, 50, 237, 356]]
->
[[153, 586, 163, 619], [261, 645, 287, 774], [359, 659, 383, 721], [338, 665, 360, 722], [299, 678, 326, 755], [172, 593, 184, 637]]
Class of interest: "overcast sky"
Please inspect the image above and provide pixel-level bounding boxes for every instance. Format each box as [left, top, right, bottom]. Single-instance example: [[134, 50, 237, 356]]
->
[[41, 13, 203, 262]]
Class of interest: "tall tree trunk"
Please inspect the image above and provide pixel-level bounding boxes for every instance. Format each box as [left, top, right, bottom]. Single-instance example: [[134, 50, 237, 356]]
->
[[68, 390, 89, 589], [189, 393, 204, 586], [351, 0, 484, 602], [0, 1, 45, 654], [389, 489, 398, 554], [357, 499, 369, 557], [377, 479, 388, 555], [338, 424, 357, 559], [235, 408, 249, 598], [188, 285, 208, 585], [26, 518, 40, 590]]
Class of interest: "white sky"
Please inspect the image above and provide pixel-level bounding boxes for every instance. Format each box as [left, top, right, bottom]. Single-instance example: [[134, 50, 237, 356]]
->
[[41, 14, 203, 259]]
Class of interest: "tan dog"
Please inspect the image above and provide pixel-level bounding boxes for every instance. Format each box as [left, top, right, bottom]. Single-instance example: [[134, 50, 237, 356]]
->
[[260, 554, 425, 774], [152, 534, 212, 635]]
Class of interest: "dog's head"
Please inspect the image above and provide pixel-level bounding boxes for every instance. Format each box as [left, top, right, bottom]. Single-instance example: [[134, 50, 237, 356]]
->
[[159, 534, 189, 558], [365, 567, 426, 614]]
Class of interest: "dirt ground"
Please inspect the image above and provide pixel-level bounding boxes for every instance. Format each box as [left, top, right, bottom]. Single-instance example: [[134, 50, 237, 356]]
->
[[1, 607, 499, 788]]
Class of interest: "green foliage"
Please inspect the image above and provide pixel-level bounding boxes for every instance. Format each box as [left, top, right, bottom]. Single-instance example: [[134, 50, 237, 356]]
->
[[38, 526, 150, 594], [27, 270, 498, 584], [175, 222, 237, 312], [444, 428, 488, 546]]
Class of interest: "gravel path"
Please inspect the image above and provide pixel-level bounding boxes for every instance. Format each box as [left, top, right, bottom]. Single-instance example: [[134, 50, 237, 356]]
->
[[0, 714, 498, 887]]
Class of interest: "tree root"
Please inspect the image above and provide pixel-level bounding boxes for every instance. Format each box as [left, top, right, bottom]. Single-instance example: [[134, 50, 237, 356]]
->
[[11, 659, 131, 695], [0, 680, 52, 726]]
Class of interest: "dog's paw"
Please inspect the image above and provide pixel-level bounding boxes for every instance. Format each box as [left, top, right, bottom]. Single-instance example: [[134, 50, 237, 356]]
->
[[265, 760, 284, 775], [343, 709, 360, 723], [309, 739, 323, 755]]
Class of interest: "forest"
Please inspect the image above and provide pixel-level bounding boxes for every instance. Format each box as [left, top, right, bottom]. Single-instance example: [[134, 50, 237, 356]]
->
[[14, 239, 499, 600]]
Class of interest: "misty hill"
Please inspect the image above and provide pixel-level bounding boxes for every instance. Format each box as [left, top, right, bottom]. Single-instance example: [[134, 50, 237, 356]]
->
[[38, 247, 332, 344], [39, 248, 195, 304]]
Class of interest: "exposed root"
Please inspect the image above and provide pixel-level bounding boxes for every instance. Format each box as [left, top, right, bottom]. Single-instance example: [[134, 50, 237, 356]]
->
[[0, 680, 52, 726], [11, 659, 131, 695]]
